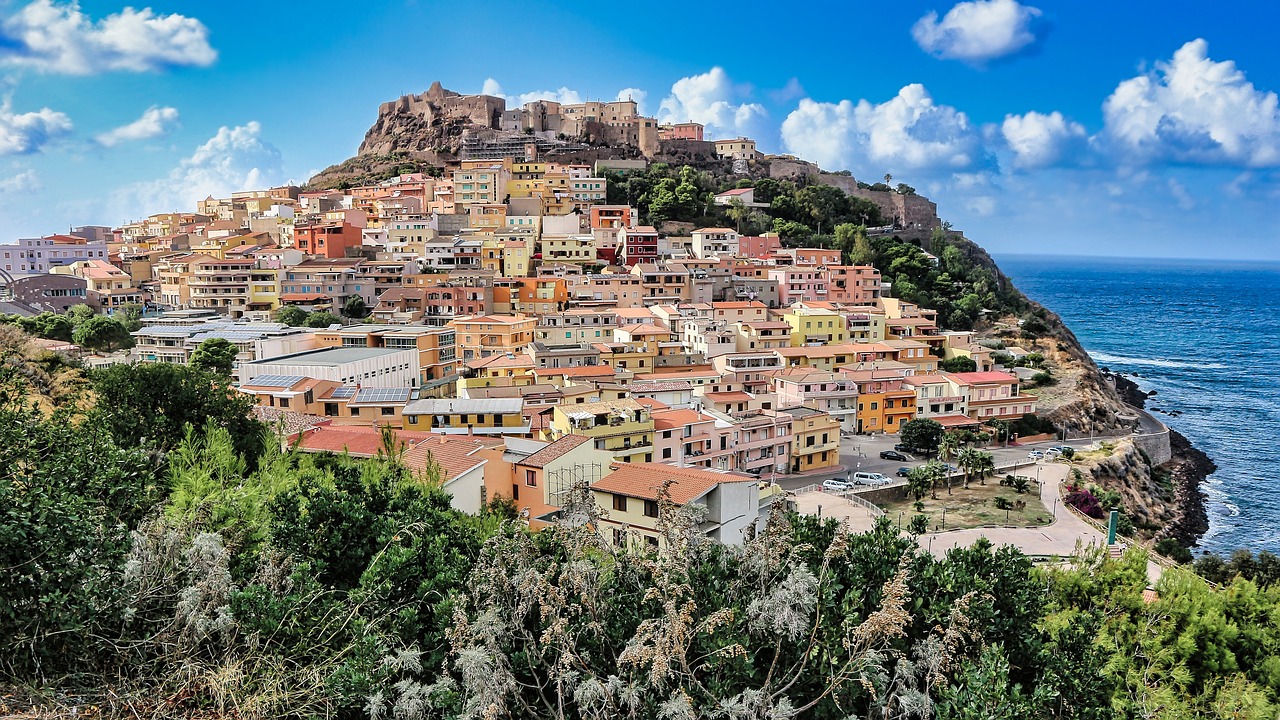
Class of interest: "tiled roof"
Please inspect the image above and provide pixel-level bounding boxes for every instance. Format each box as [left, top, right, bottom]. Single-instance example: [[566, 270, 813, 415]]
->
[[519, 433, 592, 468], [944, 371, 1019, 385], [650, 408, 707, 430], [402, 434, 501, 481], [592, 462, 753, 505], [628, 380, 693, 393], [293, 425, 436, 457]]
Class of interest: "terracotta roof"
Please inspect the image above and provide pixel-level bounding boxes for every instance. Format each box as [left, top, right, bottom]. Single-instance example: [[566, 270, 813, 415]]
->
[[619, 323, 668, 336], [293, 425, 436, 457], [703, 391, 752, 402], [593, 462, 754, 505], [519, 433, 592, 468], [628, 380, 694, 393], [716, 188, 753, 196], [532, 365, 616, 378], [650, 408, 707, 430], [468, 353, 534, 370], [402, 434, 501, 481], [633, 397, 670, 411], [933, 414, 982, 428], [902, 374, 951, 385]]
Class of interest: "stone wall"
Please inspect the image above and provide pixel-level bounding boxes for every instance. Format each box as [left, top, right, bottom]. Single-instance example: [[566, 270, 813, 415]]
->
[[1132, 409, 1173, 465]]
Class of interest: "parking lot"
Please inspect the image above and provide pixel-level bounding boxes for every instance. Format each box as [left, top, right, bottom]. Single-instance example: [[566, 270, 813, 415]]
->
[[775, 432, 1101, 494]]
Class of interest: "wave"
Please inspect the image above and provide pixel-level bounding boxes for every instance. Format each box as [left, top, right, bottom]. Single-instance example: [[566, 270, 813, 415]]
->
[[1089, 351, 1227, 370]]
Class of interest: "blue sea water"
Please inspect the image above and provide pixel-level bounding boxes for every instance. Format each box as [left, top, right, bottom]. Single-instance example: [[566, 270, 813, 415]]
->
[[997, 254, 1280, 555]]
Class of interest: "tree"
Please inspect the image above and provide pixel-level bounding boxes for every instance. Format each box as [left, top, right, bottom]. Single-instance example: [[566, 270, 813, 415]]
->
[[923, 458, 950, 498], [907, 466, 934, 501], [900, 418, 944, 455], [938, 431, 963, 463], [189, 337, 238, 375], [305, 311, 341, 328], [342, 296, 369, 319], [115, 303, 145, 332], [958, 446, 980, 490], [908, 514, 930, 535], [940, 356, 978, 373], [275, 305, 308, 326], [72, 315, 131, 352], [973, 450, 995, 485], [90, 362, 266, 468], [726, 197, 749, 232], [66, 303, 96, 327]]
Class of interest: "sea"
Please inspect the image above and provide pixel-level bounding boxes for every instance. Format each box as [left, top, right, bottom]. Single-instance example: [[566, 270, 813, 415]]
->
[[997, 254, 1280, 556]]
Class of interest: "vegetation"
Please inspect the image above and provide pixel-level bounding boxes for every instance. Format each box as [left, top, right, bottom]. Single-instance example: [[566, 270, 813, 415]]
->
[[901, 417, 944, 455], [940, 356, 978, 373], [189, 337, 238, 375], [883, 482, 1051, 530], [3, 324, 1279, 719], [344, 295, 370, 319], [1, 305, 136, 352]]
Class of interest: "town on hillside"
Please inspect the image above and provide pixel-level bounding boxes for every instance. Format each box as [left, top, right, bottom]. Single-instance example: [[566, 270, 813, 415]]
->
[[0, 104, 1060, 549]]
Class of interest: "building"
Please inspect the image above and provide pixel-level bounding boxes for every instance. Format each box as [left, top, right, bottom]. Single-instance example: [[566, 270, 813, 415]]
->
[[846, 372, 918, 434], [402, 397, 529, 435], [691, 228, 740, 259], [53, 260, 143, 311], [781, 307, 849, 347], [9, 274, 89, 312], [294, 221, 363, 259], [549, 398, 654, 463], [618, 226, 659, 267], [186, 256, 254, 317], [658, 122, 704, 141], [240, 346, 419, 387], [0, 235, 110, 277], [713, 138, 759, 160], [770, 368, 859, 430], [785, 406, 842, 473], [946, 371, 1038, 421], [591, 462, 767, 549], [449, 314, 537, 361], [311, 324, 458, 384]]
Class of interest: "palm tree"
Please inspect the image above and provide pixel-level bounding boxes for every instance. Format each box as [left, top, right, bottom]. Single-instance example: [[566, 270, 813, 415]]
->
[[973, 450, 996, 486], [957, 447, 980, 490], [938, 432, 962, 463], [923, 459, 949, 498], [907, 466, 933, 501]]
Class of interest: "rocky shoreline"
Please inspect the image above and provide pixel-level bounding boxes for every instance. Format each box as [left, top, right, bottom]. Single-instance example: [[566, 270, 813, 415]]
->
[[1112, 373, 1215, 547]]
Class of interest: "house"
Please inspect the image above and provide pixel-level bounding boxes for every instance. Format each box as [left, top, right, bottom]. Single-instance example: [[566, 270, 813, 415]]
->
[[713, 138, 759, 160], [548, 398, 654, 463], [769, 368, 859, 430], [481, 433, 615, 529], [945, 371, 1038, 421], [785, 406, 842, 473], [448, 314, 537, 361], [591, 462, 769, 549], [402, 397, 529, 435], [618, 226, 659, 267], [712, 187, 767, 208], [241, 346, 419, 387], [691, 228, 740, 259]]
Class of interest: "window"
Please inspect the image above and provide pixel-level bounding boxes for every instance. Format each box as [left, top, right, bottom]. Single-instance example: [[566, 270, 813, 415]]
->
[[279, 398, 290, 408], [613, 494, 627, 512], [381, 406, 395, 416], [613, 528, 625, 546], [643, 499, 659, 518], [662, 447, 672, 459], [525, 469, 537, 487], [511, 483, 519, 501]]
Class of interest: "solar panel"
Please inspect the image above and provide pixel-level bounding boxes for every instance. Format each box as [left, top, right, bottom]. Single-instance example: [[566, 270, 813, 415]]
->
[[353, 387, 411, 404], [327, 386, 357, 399], [245, 374, 305, 388]]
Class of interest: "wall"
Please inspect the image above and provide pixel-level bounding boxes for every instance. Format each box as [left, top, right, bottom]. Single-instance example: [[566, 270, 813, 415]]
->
[[1131, 409, 1173, 465]]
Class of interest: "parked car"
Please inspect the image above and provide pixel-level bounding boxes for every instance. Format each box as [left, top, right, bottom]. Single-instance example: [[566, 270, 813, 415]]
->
[[880, 450, 910, 461], [823, 478, 852, 492], [1027, 450, 1045, 460], [894, 443, 914, 453], [853, 471, 889, 486], [1045, 447, 1063, 458], [896, 466, 911, 477]]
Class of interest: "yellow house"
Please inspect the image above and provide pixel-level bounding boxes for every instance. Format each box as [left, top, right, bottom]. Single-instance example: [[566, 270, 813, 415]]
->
[[593, 341, 658, 374], [784, 406, 842, 473], [549, 398, 654, 463], [782, 307, 850, 347], [458, 352, 537, 395], [403, 397, 529, 435], [248, 268, 280, 313], [541, 234, 596, 265]]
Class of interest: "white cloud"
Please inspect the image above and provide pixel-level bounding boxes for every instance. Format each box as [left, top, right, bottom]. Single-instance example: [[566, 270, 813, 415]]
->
[[0, 103, 72, 154], [615, 88, 648, 116], [480, 78, 583, 106], [657, 67, 767, 139], [964, 195, 997, 216], [1001, 110, 1087, 168], [0, 168, 39, 193], [0, 0, 216, 75], [1167, 178, 1195, 210], [913, 0, 1048, 65], [95, 105, 179, 147], [1102, 39, 1280, 167], [780, 84, 985, 175], [114, 121, 282, 218]]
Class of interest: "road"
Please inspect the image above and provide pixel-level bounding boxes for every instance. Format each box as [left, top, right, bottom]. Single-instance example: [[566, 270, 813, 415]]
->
[[776, 432, 1100, 494]]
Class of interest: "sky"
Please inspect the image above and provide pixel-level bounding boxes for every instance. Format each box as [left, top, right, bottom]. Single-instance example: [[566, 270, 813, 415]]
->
[[1, 0, 1279, 260]]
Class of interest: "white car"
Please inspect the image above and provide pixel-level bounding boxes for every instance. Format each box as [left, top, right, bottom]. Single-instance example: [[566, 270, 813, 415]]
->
[[1027, 450, 1045, 460], [823, 478, 852, 492]]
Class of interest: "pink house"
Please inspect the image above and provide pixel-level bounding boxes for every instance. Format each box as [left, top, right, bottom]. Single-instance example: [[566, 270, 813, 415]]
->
[[738, 234, 782, 258], [769, 368, 859, 429], [827, 265, 882, 304], [768, 266, 828, 305]]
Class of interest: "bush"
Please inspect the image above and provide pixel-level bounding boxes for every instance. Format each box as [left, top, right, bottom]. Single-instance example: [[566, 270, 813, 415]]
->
[[1032, 371, 1056, 386], [909, 514, 930, 535], [1064, 488, 1104, 519], [1155, 538, 1194, 564], [993, 497, 1013, 511]]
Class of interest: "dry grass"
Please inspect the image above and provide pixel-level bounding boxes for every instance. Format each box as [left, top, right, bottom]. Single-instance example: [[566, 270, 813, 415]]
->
[[881, 481, 1052, 531]]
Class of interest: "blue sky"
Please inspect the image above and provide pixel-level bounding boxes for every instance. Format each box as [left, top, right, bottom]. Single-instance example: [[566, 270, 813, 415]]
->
[[2, 0, 1279, 260]]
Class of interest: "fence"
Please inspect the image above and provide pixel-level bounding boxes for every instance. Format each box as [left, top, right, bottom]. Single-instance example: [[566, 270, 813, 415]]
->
[[792, 484, 886, 517]]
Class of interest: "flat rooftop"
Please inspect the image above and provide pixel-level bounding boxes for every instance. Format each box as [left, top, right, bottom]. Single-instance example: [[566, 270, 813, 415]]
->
[[248, 346, 408, 367]]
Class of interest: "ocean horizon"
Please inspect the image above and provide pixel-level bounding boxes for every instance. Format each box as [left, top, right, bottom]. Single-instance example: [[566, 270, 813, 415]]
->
[[997, 253, 1280, 555]]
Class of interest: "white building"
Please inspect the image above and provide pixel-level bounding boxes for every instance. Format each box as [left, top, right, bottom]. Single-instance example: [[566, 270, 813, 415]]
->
[[1, 235, 110, 277], [240, 346, 419, 387]]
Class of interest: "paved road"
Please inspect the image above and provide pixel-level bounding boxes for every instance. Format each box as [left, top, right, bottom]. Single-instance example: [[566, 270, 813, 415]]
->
[[776, 433, 1100, 494]]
